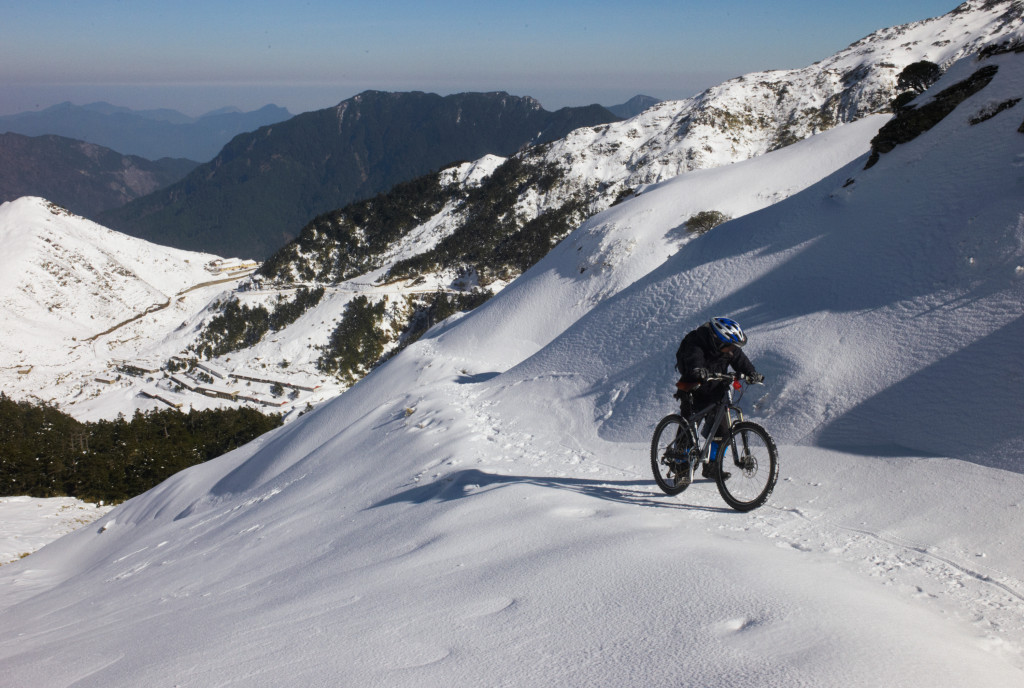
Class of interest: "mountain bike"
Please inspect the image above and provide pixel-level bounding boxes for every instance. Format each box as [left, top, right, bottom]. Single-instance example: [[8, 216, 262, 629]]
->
[[650, 372, 778, 512]]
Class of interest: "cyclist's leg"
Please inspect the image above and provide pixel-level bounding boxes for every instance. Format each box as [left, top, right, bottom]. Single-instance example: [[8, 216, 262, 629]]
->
[[675, 387, 694, 419], [694, 386, 731, 478], [691, 387, 725, 439]]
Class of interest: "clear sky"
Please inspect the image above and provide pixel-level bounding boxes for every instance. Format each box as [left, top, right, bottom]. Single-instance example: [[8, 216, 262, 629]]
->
[[0, 0, 966, 117]]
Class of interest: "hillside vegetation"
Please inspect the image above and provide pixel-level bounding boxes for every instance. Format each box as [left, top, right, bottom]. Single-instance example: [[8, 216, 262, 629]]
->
[[0, 394, 282, 503]]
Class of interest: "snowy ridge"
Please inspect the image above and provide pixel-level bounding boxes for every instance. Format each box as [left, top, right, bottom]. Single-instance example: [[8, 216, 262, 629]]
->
[[528, 0, 1024, 190], [0, 198, 219, 331], [1, 31, 1023, 688]]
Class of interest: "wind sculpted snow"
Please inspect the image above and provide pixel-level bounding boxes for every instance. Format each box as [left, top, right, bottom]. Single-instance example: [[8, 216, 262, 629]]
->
[[428, 115, 891, 372], [499, 49, 1024, 470]]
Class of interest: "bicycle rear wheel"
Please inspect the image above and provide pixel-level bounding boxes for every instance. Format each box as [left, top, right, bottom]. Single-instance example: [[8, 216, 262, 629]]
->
[[715, 421, 779, 511], [651, 414, 696, 495]]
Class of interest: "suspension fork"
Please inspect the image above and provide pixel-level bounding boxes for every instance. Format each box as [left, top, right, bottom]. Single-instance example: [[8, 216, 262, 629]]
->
[[727, 404, 757, 467]]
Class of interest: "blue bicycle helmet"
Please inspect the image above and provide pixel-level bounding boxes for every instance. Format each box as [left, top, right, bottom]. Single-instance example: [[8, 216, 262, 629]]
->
[[710, 316, 747, 348]]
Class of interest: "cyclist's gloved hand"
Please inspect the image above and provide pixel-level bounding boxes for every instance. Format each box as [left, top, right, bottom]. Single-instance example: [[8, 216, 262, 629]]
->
[[747, 371, 765, 384], [692, 367, 709, 382]]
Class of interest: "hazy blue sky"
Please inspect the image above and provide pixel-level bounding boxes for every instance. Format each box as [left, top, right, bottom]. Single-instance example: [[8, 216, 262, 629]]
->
[[1, 0, 964, 116]]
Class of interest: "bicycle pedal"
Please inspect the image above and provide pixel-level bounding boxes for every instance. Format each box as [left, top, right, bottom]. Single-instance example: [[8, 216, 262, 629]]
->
[[672, 470, 692, 487]]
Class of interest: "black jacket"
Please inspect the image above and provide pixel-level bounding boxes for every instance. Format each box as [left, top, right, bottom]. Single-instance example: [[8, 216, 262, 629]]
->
[[676, 322, 757, 384]]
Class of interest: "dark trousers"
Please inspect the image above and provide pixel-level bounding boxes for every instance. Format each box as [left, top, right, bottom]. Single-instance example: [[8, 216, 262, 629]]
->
[[676, 383, 728, 440]]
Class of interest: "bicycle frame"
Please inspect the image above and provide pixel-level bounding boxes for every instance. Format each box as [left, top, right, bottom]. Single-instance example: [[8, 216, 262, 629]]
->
[[679, 375, 747, 471]]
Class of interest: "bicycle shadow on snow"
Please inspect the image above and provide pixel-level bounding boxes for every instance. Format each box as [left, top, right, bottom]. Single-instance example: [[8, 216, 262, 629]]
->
[[370, 468, 733, 514]]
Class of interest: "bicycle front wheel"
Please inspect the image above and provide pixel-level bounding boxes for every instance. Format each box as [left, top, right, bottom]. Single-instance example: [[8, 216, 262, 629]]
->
[[651, 414, 696, 495], [716, 421, 779, 511]]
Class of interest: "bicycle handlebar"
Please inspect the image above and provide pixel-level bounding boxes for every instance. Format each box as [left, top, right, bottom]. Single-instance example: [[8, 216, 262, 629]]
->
[[706, 372, 763, 385]]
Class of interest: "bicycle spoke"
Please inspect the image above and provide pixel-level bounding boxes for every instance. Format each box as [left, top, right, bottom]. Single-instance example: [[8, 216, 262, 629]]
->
[[716, 422, 778, 511], [651, 415, 695, 495]]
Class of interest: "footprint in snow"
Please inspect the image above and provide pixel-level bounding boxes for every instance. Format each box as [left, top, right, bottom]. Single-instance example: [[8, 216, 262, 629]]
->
[[550, 506, 597, 519], [390, 645, 452, 670], [463, 596, 516, 618]]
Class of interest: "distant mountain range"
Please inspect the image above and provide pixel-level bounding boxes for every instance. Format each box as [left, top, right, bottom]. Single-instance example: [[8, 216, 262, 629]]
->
[[98, 91, 623, 259], [0, 102, 292, 161], [0, 133, 198, 217]]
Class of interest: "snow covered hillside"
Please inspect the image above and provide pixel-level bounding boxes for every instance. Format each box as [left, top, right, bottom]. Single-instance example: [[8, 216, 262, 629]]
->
[[1, 33, 1023, 688], [488, 42, 1024, 469], [0, 197, 263, 419]]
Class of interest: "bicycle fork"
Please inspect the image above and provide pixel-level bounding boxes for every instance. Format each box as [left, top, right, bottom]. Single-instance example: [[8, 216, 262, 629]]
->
[[722, 408, 759, 472]]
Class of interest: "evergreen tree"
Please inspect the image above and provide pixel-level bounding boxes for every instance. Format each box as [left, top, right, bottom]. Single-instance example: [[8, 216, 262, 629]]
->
[[317, 296, 389, 383]]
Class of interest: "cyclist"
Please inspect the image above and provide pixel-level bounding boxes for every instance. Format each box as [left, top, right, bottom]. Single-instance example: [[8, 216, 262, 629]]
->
[[675, 317, 764, 479]]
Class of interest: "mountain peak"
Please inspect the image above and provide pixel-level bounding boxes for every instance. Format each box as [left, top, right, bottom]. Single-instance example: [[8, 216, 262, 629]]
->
[[103, 91, 620, 258], [606, 95, 661, 118]]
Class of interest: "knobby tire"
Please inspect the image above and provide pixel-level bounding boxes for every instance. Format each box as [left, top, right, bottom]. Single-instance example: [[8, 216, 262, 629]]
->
[[650, 414, 696, 496], [715, 421, 779, 512]]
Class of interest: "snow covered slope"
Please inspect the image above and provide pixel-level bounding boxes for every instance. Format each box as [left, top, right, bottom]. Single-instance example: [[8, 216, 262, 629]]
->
[[1, 39, 1023, 688], [0, 197, 256, 416]]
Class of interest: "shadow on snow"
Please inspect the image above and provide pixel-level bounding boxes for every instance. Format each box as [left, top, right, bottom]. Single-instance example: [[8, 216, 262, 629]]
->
[[370, 467, 733, 514]]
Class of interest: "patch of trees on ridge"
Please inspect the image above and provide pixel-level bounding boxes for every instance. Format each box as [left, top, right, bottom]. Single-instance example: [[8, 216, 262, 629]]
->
[[259, 172, 451, 284], [0, 394, 282, 503], [867, 60, 1003, 168], [315, 289, 493, 384], [384, 156, 585, 283], [258, 155, 584, 288], [190, 286, 325, 359]]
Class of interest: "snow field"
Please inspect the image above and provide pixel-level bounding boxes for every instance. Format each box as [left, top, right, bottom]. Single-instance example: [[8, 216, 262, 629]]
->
[[5, 352, 1023, 686]]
